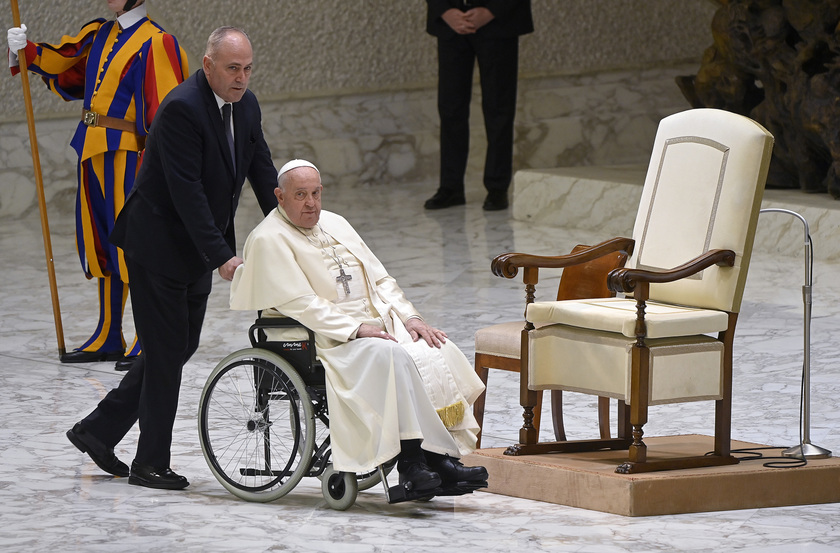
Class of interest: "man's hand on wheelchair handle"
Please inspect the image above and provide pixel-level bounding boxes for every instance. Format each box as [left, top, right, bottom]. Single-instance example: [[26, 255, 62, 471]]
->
[[219, 256, 243, 281]]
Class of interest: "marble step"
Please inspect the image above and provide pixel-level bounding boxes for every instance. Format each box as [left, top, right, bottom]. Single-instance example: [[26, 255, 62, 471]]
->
[[512, 165, 840, 263]]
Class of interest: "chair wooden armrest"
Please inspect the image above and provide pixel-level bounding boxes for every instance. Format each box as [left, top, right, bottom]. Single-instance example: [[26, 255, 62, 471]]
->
[[608, 248, 736, 294], [492, 237, 635, 278]]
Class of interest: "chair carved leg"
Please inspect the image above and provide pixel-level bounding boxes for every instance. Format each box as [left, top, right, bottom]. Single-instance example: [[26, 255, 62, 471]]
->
[[473, 353, 541, 448], [550, 390, 566, 441], [473, 359, 490, 448], [628, 424, 646, 463], [532, 393, 543, 439], [626, 338, 650, 465], [597, 396, 610, 439], [516, 391, 545, 445], [617, 400, 630, 439], [518, 325, 539, 445], [715, 315, 737, 457], [519, 399, 539, 445]]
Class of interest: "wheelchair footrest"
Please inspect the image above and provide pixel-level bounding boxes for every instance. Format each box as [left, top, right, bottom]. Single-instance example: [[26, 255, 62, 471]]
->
[[385, 480, 487, 503], [386, 483, 434, 504]]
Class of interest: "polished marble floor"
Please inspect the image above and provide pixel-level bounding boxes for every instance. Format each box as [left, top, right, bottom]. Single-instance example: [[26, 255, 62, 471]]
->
[[2, 179, 840, 552]]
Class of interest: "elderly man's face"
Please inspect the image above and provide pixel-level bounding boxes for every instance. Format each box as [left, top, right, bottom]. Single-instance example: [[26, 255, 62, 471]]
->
[[203, 32, 253, 103], [276, 167, 322, 228]]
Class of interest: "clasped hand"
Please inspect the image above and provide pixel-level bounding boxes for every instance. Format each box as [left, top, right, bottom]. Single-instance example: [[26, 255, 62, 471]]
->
[[441, 8, 494, 35]]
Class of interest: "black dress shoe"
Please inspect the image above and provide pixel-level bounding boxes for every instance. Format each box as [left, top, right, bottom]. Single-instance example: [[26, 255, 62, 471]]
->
[[430, 455, 488, 487], [398, 462, 442, 493], [424, 191, 466, 210], [129, 461, 189, 490], [60, 349, 125, 364], [66, 423, 129, 477], [114, 356, 137, 372], [482, 191, 509, 211]]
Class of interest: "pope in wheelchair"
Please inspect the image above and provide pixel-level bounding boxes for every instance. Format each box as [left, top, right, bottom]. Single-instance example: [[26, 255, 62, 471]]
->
[[212, 159, 487, 507]]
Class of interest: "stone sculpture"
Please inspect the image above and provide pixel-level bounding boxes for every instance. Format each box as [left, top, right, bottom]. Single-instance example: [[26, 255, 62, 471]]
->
[[677, 0, 840, 197]]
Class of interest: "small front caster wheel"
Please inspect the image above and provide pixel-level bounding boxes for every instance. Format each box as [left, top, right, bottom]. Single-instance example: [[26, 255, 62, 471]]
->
[[321, 464, 358, 511]]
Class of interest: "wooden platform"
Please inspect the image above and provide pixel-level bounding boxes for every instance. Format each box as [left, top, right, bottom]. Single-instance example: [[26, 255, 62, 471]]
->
[[462, 435, 840, 516]]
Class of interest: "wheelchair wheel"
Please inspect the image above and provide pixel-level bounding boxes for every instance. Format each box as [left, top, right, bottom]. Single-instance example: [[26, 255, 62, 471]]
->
[[198, 349, 315, 503], [321, 464, 358, 511]]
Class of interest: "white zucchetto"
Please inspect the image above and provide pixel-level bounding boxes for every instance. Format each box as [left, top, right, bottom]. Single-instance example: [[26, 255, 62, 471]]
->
[[278, 159, 319, 179]]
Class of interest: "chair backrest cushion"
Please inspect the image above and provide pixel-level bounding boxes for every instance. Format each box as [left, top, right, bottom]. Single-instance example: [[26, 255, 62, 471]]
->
[[628, 108, 774, 312]]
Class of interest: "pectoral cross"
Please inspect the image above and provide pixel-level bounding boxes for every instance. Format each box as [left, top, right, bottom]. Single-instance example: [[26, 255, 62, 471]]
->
[[336, 267, 352, 296]]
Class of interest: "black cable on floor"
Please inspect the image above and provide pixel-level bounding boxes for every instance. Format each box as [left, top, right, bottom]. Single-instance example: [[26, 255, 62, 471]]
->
[[729, 446, 807, 468], [704, 446, 808, 468]]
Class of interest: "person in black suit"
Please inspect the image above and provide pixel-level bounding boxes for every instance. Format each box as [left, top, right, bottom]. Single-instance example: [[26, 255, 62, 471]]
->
[[65, 26, 278, 490], [424, 0, 533, 211]]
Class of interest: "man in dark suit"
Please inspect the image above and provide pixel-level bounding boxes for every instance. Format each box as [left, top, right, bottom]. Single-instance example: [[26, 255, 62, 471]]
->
[[424, 0, 533, 211], [65, 26, 278, 490]]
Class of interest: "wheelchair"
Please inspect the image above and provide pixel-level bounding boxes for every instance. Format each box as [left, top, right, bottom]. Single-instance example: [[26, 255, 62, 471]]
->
[[197, 317, 476, 510]]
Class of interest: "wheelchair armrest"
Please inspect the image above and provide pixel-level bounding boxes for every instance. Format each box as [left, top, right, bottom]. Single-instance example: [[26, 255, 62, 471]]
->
[[249, 316, 318, 368]]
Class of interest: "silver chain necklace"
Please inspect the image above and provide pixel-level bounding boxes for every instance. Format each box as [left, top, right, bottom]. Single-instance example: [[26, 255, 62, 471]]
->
[[298, 223, 353, 296]]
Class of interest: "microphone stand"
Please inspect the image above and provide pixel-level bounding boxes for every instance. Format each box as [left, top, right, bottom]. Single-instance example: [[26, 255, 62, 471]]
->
[[759, 208, 830, 459]]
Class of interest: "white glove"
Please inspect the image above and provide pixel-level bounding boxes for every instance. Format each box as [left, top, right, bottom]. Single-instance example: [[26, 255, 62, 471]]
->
[[7, 24, 27, 52]]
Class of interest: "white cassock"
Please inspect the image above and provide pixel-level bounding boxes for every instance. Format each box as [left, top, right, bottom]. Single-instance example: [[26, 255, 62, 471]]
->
[[230, 207, 485, 473]]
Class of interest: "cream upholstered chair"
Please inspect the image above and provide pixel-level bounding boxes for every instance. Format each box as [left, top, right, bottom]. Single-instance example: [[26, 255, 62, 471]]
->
[[493, 108, 774, 474], [473, 244, 630, 448]]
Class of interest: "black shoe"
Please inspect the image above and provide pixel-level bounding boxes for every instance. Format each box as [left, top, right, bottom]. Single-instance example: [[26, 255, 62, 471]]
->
[[66, 423, 129, 477], [424, 191, 466, 210], [129, 461, 189, 490], [398, 462, 442, 493], [482, 191, 509, 211], [60, 349, 125, 364], [430, 455, 488, 488], [114, 356, 137, 372]]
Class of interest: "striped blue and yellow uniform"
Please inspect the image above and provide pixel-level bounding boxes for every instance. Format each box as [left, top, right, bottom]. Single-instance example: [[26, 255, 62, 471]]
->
[[13, 14, 188, 355]]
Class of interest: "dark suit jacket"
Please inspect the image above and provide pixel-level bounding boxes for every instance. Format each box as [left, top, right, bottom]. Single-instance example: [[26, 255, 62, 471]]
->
[[110, 69, 277, 282], [426, 0, 533, 39]]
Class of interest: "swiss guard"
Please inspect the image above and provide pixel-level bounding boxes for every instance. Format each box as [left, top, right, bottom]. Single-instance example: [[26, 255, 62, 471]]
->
[[7, 1, 188, 370]]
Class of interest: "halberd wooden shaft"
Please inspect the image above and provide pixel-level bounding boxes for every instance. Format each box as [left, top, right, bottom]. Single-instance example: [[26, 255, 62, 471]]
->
[[10, 0, 66, 356]]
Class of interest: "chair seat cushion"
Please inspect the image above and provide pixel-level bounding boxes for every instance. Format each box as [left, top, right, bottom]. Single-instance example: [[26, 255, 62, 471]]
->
[[475, 321, 556, 358], [474, 321, 528, 359], [526, 297, 730, 339]]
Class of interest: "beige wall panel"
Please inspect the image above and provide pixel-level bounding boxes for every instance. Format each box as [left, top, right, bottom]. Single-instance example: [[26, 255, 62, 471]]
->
[[0, 1, 716, 218], [1, 0, 714, 119]]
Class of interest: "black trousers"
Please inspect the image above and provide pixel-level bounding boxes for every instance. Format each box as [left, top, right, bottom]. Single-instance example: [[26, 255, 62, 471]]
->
[[81, 257, 212, 468], [436, 32, 520, 195], [398, 439, 448, 472]]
